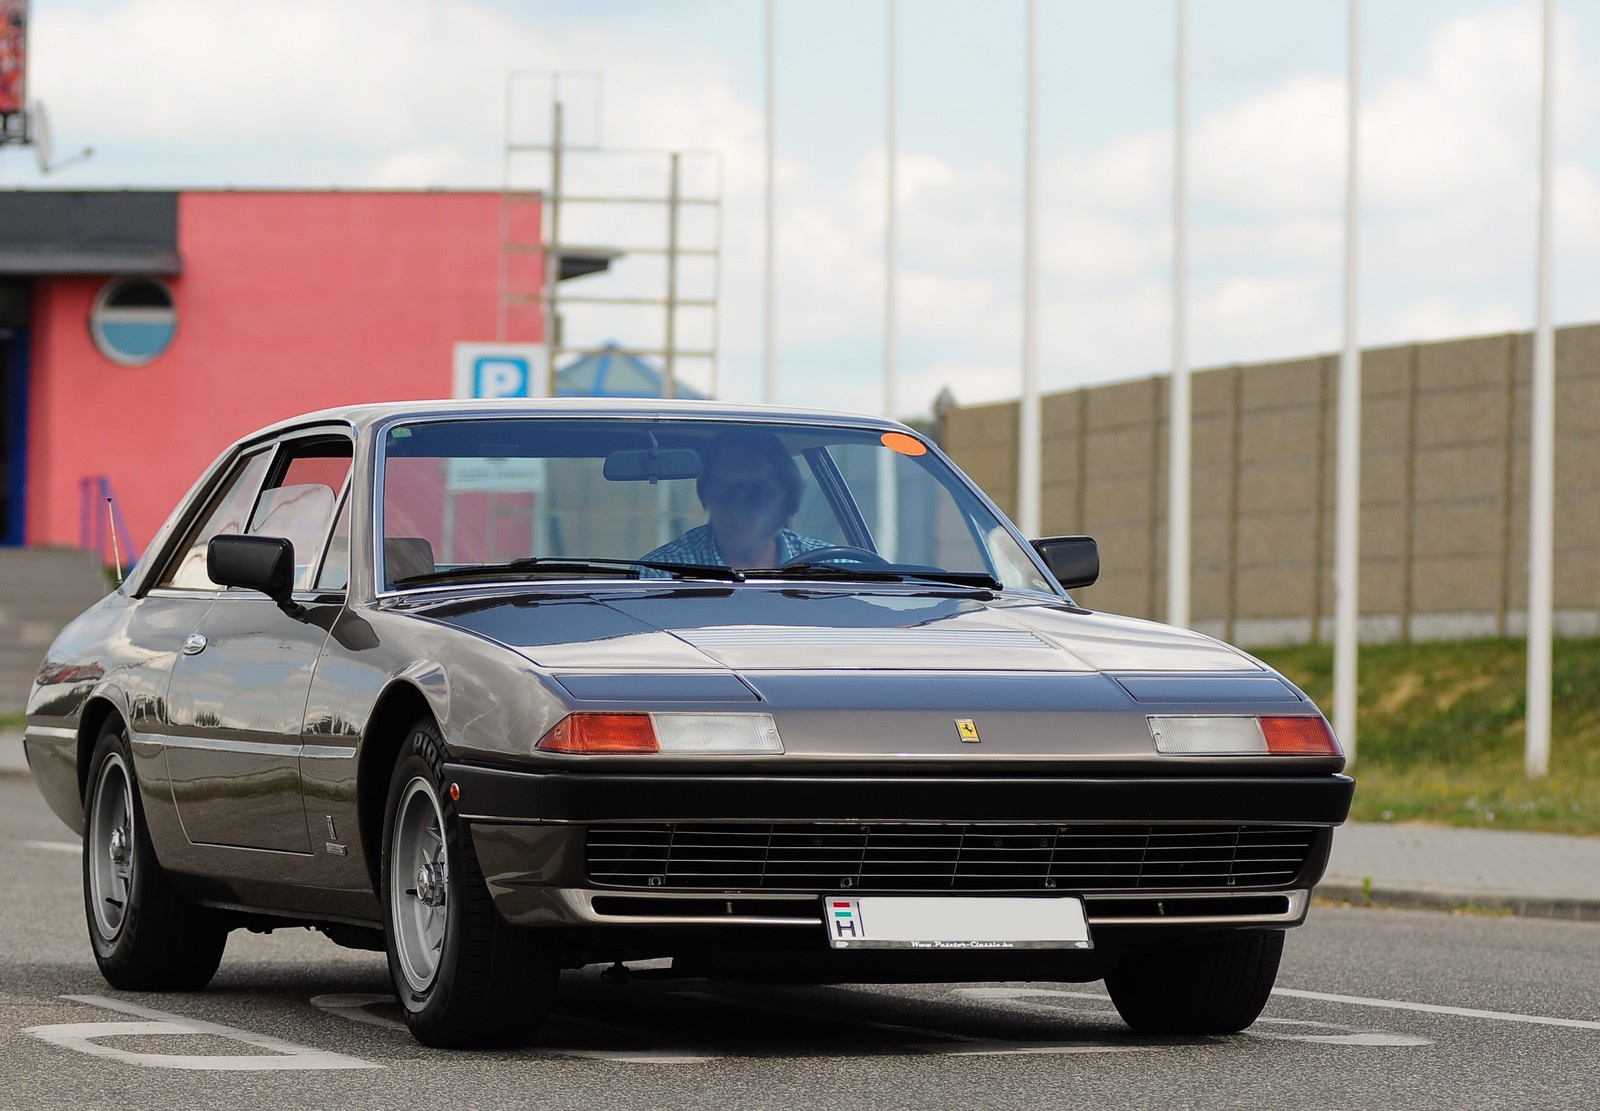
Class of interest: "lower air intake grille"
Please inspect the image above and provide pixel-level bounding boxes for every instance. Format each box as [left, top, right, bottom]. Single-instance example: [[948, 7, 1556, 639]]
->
[[585, 823, 1318, 892]]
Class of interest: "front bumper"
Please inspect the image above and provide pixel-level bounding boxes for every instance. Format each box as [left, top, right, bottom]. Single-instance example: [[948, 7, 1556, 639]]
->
[[448, 766, 1352, 934]]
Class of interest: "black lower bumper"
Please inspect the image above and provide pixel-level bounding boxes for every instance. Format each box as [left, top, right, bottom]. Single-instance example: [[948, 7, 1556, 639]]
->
[[450, 766, 1350, 936], [444, 766, 1355, 826]]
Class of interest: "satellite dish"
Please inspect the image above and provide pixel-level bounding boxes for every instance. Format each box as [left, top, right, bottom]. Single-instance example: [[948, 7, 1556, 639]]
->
[[29, 100, 52, 172], [27, 100, 93, 174]]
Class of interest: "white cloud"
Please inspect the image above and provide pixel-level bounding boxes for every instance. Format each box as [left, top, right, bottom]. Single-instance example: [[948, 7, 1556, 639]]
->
[[1380, 296, 1526, 343], [17, 0, 1600, 419]]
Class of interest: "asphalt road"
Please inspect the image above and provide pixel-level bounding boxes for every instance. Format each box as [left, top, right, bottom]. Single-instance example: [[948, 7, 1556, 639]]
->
[[2, 775, 1597, 1110]]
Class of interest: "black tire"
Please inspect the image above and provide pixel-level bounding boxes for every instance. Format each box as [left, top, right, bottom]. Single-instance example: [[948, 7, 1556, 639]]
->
[[82, 716, 228, 990], [380, 717, 559, 1048], [1104, 929, 1285, 1035]]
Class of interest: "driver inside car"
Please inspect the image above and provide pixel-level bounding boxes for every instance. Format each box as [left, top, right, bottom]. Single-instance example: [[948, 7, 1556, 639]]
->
[[642, 429, 831, 571]]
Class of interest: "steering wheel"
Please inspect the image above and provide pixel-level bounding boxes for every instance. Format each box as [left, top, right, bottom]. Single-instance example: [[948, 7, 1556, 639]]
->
[[781, 545, 890, 567]]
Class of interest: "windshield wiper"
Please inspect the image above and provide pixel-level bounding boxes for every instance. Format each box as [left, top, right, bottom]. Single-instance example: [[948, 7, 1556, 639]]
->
[[392, 556, 743, 587], [750, 563, 1001, 590]]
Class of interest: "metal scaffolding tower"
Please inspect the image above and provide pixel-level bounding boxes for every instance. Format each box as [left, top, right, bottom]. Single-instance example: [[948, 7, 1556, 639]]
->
[[499, 72, 724, 399]]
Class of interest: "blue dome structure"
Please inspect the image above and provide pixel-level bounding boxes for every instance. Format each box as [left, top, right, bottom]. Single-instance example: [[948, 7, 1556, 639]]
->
[[556, 343, 707, 400]]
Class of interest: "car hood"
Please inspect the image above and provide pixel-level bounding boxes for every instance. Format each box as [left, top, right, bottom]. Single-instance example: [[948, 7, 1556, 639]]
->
[[408, 586, 1259, 675]]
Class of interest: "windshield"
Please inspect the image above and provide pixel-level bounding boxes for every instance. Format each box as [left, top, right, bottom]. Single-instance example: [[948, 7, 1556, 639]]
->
[[378, 417, 1056, 594]]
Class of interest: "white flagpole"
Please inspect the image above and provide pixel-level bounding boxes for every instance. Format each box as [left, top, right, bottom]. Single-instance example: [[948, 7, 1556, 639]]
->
[[1018, 0, 1041, 538], [1168, 0, 1191, 627], [879, 0, 900, 559], [1334, 0, 1363, 765], [763, 0, 778, 404], [1526, 0, 1556, 778]]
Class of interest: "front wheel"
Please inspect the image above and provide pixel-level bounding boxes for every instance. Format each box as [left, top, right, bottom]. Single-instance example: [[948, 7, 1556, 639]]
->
[[381, 717, 558, 1048], [83, 717, 228, 990], [1104, 929, 1285, 1035]]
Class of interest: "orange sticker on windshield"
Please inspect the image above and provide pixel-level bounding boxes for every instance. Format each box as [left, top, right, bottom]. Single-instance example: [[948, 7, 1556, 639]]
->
[[880, 432, 927, 456]]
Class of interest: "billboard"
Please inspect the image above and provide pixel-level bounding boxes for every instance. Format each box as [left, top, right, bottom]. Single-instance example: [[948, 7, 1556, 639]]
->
[[0, 0, 26, 120]]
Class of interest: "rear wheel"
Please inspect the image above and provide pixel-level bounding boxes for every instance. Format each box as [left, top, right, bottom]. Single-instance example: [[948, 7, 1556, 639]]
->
[[381, 717, 558, 1047], [1104, 929, 1284, 1035], [83, 717, 228, 990]]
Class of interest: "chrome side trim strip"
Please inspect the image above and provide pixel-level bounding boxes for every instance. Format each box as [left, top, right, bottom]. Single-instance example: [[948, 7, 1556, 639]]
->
[[300, 745, 356, 761], [161, 735, 304, 758]]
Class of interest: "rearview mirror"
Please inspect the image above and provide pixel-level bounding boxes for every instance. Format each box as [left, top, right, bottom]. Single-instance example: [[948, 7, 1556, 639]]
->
[[602, 448, 703, 483], [1031, 535, 1099, 590], [208, 534, 296, 605]]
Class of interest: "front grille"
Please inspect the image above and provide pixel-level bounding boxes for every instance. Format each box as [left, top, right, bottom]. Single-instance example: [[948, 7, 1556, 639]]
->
[[586, 823, 1318, 893]]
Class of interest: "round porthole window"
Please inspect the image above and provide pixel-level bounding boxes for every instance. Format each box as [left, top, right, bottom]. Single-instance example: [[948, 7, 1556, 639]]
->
[[90, 276, 177, 365]]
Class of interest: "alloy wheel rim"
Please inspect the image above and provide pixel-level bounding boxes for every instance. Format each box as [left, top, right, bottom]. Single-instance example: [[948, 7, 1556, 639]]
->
[[88, 751, 134, 940], [391, 777, 449, 993]]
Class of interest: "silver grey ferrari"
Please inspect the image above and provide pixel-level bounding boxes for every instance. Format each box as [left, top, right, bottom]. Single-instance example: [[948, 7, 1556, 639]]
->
[[24, 399, 1351, 1047]]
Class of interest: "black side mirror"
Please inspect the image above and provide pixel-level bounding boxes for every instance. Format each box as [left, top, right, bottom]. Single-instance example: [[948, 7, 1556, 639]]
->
[[208, 534, 296, 606], [1031, 535, 1099, 590]]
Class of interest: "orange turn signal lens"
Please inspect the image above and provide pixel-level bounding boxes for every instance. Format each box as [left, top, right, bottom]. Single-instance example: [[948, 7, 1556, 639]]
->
[[880, 431, 928, 456], [1259, 716, 1341, 756], [537, 713, 660, 754]]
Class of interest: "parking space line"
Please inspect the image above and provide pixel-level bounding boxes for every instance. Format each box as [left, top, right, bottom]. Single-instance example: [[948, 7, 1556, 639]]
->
[[958, 987, 1432, 1046], [26, 995, 382, 1071], [23, 840, 79, 853], [310, 993, 721, 1062], [1273, 988, 1600, 1031], [677, 987, 1149, 1056], [310, 994, 405, 1032]]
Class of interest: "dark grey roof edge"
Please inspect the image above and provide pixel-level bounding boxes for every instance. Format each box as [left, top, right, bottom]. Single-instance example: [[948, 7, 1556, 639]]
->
[[0, 248, 182, 276]]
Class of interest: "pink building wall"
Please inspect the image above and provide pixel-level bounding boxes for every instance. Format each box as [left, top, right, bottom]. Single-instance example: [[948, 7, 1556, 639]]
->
[[25, 190, 542, 552]]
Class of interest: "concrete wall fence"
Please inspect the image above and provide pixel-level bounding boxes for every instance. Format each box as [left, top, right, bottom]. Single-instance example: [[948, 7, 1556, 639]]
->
[[939, 323, 1600, 647]]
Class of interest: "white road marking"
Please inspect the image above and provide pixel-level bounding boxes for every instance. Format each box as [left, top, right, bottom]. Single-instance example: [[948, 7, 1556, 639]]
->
[[23, 840, 79, 854], [550, 1015, 721, 1063], [959, 987, 1433, 1046], [914, 1039, 1151, 1057], [309, 994, 404, 1031], [310, 993, 720, 1063], [678, 987, 1151, 1056], [26, 995, 381, 1071], [1249, 1016, 1432, 1046], [1273, 988, 1600, 1032], [1256, 1031, 1433, 1046]]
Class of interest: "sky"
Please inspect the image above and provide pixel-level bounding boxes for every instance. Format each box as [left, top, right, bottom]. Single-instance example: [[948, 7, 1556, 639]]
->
[[4, 0, 1598, 419]]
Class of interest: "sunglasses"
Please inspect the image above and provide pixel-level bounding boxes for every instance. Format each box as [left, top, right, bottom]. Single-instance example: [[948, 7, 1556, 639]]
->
[[703, 475, 782, 507]]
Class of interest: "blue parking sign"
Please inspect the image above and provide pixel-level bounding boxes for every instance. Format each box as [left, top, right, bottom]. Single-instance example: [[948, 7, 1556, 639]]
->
[[452, 343, 548, 399], [474, 356, 531, 398]]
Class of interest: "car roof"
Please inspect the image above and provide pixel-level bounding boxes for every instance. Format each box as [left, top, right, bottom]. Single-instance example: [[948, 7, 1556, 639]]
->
[[237, 398, 912, 447]]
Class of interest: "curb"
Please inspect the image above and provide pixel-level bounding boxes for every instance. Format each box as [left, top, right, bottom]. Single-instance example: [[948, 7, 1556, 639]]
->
[[1316, 881, 1600, 923]]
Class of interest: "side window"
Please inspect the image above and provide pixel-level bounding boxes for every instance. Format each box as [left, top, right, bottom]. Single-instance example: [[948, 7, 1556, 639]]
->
[[159, 449, 275, 589], [248, 440, 353, 591]]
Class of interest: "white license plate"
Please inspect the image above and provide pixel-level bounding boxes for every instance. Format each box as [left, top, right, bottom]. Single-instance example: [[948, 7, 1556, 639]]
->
[[823, 895, 1092, 950]]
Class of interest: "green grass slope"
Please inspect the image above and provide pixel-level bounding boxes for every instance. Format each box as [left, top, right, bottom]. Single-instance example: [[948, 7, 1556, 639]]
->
[[1256, 638, 1600, 836]]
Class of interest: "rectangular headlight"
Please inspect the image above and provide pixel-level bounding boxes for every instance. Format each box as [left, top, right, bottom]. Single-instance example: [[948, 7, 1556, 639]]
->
[[1148, 716, 1267, 755], [1148, 715, 1339, 756], [538, 712, 784, 754], [653, 713, 784, 754]]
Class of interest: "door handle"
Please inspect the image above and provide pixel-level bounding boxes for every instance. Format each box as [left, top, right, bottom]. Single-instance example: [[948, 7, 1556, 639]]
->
[[182, 633, 208, 656]]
